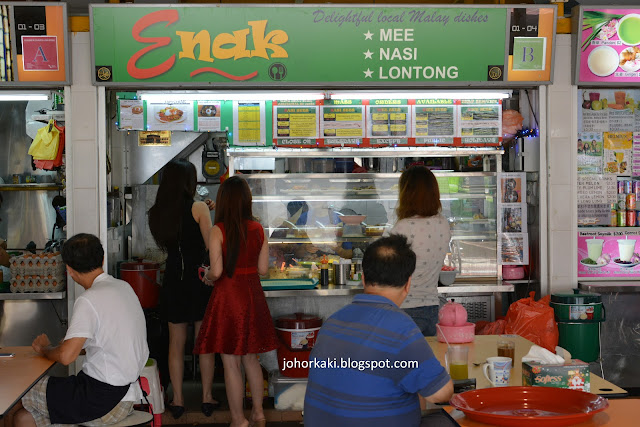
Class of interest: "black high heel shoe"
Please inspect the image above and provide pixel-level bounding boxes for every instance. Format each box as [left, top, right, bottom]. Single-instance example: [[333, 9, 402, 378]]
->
[[201, 401, 221, 417], [168, 403, 185, 419]]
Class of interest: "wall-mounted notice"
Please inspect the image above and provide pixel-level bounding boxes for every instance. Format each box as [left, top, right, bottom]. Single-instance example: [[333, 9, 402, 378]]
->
[[579, 229, 640, 277], [367, 104, 410, 138], [146, 102, 194, 132], [138, 131, 171, 146], [196, 102, 222, 132], [603, 131, 632, 175], [497, 172, 528, 265], [413, 99, 455, 145], [321, 102, 364, 144], [578, 132, 604, 174], [577, 7, 640, 85], [579, 89, 640, 133], [118, 99, 144, 131], [273, 104, 319, 139], [233, 101, 266, 146], [459, 100, 502, 144], [577, 175, 617, 227]]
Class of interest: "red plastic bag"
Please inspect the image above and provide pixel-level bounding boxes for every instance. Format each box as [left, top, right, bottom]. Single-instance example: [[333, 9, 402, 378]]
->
[[475, 319, 506, 336], [504, 292, 559, 352]]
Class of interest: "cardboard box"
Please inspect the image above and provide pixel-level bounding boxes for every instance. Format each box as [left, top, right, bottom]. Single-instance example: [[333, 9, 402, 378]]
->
[[522, 360, 590, 392]]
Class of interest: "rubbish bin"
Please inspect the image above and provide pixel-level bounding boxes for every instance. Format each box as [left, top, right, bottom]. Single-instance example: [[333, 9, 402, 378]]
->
[[550, 291, 605, 363]]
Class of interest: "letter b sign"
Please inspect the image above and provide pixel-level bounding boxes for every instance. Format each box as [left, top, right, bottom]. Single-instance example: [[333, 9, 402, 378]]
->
[[512, 37, 545, 71]]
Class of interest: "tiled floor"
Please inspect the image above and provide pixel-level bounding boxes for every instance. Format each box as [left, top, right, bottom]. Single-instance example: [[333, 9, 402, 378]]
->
[[159, 379, 303, 426]]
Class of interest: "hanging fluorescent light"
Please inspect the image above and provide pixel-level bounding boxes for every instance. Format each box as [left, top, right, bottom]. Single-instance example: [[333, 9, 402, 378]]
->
[[329, 91, 512, 100], [138, 91, 326, 102], [0, 92, 51, 101]]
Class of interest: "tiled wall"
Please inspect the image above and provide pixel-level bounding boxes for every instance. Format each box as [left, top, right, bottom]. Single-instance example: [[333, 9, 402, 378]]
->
[[547, 34, 578, 293]]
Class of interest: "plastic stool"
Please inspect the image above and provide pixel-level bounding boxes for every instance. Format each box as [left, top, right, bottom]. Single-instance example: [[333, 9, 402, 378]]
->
[[141, 358, 165, 425]]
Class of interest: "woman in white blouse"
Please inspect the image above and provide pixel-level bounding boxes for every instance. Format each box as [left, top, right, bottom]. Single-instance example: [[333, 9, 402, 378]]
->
[[387, 166, 451, 335]]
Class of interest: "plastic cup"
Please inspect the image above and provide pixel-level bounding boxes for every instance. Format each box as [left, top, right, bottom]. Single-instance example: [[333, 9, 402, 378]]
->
[[445, 345, 469, 380], [618, 239, 636, 262], [586, 239, 604, 261]]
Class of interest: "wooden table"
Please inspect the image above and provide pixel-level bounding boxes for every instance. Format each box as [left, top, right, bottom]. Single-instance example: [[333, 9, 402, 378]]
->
[[426, 335, 627, 397], [444, 398, 639, 426], [0, 347, 55, 421]]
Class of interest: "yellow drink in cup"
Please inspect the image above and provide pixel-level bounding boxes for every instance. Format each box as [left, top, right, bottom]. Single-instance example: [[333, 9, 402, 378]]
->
[[449, 363, 469, 380]]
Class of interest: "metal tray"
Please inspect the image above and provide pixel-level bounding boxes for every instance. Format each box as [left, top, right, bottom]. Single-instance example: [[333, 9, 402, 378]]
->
[[261, 278, 319, 290]]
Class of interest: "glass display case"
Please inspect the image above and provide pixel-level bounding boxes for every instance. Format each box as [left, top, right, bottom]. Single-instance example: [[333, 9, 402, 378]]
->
[[230, 147, 501, 282]]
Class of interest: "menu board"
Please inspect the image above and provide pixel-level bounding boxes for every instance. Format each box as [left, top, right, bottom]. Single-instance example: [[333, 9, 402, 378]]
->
[[367, 104, 410, 139], [196, 102, 222, 131], [273, 105, 319, 139], [146, 102, 193, 131], [118, 99, 144, 131], [321, 103, 365, 145], [413, 100, 455, 145], [579, 229, 640, 277], [233, 101, 266, 146], [459, 100, 502, 144], [603, 132, 632, 176], [577, 175, 617, 227], [576, 7, 640, 85]]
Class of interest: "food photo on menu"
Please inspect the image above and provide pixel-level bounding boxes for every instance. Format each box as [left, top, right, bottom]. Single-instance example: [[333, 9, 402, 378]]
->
[[148, 102, 194, 131]]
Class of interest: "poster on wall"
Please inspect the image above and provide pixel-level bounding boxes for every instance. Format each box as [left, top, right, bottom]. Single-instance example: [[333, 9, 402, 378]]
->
[[459, 100, 502, 144], [497, 172, 528, 264], [196, 102, 222, 132], [577, 175, 617, 227], [576, 7, 640, 85], [273, 104, 319, 139], [321, 103, 365, 145], [138, 131, 171, 146], [578, 132, 604, 174], [233, 101, 266, 146], [413, 100, 456, 145], [146, 102, 194, 131], [603, 131, 632, 175], [579, 89, 640, 133], [578, 229, 640, 277], [367, 104, 410, 139], [118, 100, 144, 131]]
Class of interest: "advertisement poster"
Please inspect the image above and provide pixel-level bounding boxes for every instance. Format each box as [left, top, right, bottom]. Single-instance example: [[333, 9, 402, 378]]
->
[[459, 100, 502, 144], [274, 105, 319, 139], [367, 104, 410, 138], [579, 89, 640, 133], [147, 102, 194, 131], [118, 99, 144, 131], [233, 101, 266, 146], [497, 172, 527, 264], [577, 175, 617, 226], [321, 105, 364, 139], [413, 100, 455, 145], [578, 132, 604, 174], [196, 102, 222, 132], [603, 131, 632, 175], [578, 8, 640, 84], [578, 229, 640, 277]]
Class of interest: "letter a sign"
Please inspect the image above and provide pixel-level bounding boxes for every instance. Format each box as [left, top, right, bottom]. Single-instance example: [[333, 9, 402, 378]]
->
[[512, 37, 546, 71], [22, 36, 59, 71]]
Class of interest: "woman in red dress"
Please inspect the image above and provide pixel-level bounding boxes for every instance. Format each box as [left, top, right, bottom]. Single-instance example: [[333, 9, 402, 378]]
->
[[195, 176, 278, 427]]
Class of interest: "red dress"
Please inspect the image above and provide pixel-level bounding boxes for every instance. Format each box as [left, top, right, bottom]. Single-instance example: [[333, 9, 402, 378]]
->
[[194, 220, 278, 355]]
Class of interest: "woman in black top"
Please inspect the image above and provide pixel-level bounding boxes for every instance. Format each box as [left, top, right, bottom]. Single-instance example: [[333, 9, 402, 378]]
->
[[148, 159, 218, 418]]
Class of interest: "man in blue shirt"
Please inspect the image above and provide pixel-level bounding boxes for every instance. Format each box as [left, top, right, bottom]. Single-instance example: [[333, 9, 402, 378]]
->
[[304, 234, 453, 427]]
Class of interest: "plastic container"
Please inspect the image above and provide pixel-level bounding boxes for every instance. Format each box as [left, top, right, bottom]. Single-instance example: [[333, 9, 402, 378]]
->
[[275, 313, 322, 351], [436, 323, 475, 344], [120, 262, 161, 309], [439, 270, 458, 286], [550, 291, 604, 363], [272, 373, 308, 410]]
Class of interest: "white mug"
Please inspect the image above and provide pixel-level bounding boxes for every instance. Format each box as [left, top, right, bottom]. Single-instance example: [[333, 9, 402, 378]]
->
[[483, 356, 512, 387]]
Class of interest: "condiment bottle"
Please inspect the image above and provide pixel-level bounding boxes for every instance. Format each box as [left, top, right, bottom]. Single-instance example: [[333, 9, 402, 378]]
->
[[320, 255, 329, 287]]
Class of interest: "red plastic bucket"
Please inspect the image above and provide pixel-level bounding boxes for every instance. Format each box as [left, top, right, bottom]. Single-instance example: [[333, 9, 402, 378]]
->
[[275, 313, 322, 351], [120, 262, 160, 309]]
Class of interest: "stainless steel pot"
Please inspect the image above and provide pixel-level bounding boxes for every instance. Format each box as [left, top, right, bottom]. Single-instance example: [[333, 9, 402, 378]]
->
[[333, 263, 351, 286]]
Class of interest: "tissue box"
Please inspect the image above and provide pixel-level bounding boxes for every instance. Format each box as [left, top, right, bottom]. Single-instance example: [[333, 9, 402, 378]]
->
[[522, 360, 590, 392]]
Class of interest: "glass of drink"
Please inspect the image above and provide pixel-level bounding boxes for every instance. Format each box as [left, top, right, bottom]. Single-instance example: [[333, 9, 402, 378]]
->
[[618, 239, 636, 262], [497, 337, 515, 366], [586, 239, 604, 261], [445, 345, 469, 380]]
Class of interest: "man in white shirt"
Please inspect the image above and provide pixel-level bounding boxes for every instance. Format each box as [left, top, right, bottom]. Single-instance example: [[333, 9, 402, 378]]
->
[[14, 233, 149, 427]]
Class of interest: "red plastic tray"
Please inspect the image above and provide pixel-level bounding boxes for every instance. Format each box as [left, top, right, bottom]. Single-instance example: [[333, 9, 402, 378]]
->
[[450, 386, 608, 427]]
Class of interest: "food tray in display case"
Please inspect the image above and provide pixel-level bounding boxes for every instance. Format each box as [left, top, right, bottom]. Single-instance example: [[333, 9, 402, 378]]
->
[[261, 278, 319, 290]]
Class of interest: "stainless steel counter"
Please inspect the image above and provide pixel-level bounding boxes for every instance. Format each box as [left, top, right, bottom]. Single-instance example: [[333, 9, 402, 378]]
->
[[0, 291, 66, 301], [578, 281, 640, 293], [264, 282, 514, 297]]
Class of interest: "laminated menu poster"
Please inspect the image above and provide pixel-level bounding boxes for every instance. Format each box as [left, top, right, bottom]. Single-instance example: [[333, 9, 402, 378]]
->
[[147, 102, 194, 131], [367, 105, 410, 139], [196, 102, 222, 132], [321, 104, 364, 144], [413, 100, 455, 145], [497, 172, 528, 265], [603, 131, 632, 175], [459, 100, 502, 144], [577, 175, 617, 226], [500, 233, 529, 265], [578, 132, 604, 174], [578, 229, 640, 277], [233, 101, 266, 146], [118, 99, 144, 131], [579, 89, 640, 133], [273, 105, 319, 139]]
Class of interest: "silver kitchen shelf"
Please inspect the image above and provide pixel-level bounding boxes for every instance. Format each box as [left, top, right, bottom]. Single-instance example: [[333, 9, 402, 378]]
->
[[263, 282, 513, 297], [229, 147, 504, 158], [0, 184, 63, 191], [0, 291, 66, 300]]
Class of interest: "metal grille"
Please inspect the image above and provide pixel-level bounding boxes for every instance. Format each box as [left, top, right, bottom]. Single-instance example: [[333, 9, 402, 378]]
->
[[449, 296, 494, 323]]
